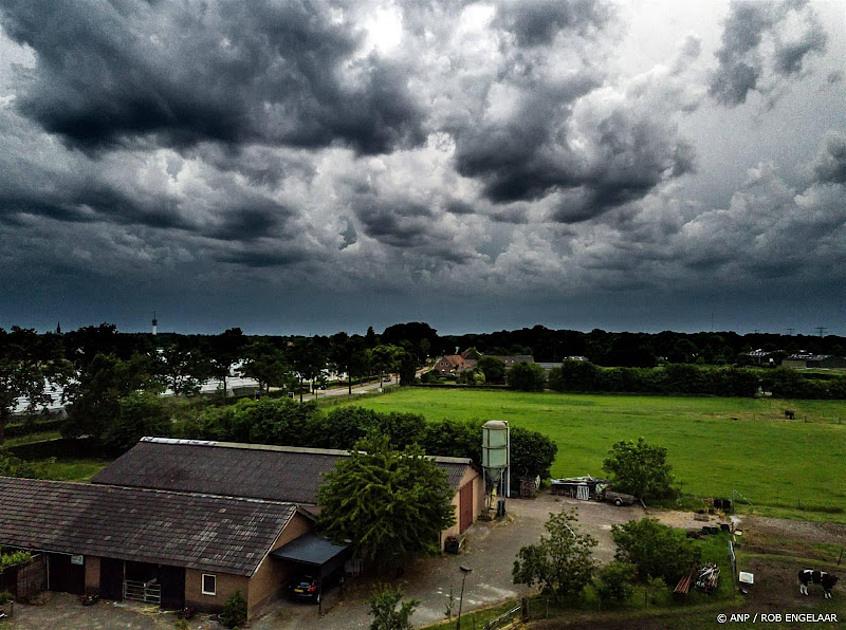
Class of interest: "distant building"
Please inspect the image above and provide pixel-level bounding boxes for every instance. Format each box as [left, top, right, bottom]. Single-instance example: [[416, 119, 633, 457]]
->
[[782, 353, 846, 369], [433, 350, 534, 375], [739, 348, 782, 366]]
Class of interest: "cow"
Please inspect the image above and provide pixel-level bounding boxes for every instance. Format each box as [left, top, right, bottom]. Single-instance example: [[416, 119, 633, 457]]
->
[[798, 569, 838, 599]]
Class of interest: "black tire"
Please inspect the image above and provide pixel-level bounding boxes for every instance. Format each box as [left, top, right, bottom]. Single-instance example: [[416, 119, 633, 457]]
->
[[614, 498, 623, 507]]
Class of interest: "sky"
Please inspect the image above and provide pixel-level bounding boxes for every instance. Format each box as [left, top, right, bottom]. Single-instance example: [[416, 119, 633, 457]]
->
[[0, 0, 844, 336]]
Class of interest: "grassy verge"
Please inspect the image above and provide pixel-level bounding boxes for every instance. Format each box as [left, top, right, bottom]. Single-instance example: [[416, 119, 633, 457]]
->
[[3, 430, 62, 448], [341, 388, 846, 522], [33, 458, 109, 482]]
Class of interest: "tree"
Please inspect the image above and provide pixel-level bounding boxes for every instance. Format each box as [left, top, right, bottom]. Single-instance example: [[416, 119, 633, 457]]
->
[[368, 585, 418, 630], [397, 346, 418, 385], [513, 509, 597, 601], [477, 356, 506, 384], [595, 561, 636, 605], [290, 338, 328, 401], [209, 328, 246, 401], [240, 340, 293, 394], [63, 353, 158, 442], [102, 391, 171, 451], [369, 345, 402, 387], [611, 518, 699, 586], [318, 435, 455, 571], [157, 342, 214, 396], [509, 427, 558, 482], [602, 438, 678, 500], [0, 327, 70, 444], [506, 362, 546, 391]]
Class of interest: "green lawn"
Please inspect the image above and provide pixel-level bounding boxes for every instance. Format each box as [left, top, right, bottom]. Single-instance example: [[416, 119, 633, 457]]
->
[[34, 458, 109, 482], [342, 388, 846, 522]]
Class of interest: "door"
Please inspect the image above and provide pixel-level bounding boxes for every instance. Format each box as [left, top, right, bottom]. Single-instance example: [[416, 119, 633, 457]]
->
[[158, 565, 186, 610], [459, 482, 474, 533], [100, 558, 124, 601], [47, 553, 85, 595]]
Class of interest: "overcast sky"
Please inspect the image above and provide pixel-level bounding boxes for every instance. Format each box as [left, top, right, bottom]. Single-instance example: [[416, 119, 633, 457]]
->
[[0, 0, 844, 335]]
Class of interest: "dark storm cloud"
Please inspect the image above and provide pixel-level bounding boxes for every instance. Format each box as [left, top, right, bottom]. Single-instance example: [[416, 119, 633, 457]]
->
[[206, 205, 285, 242], [354, 201, 435, 248], [709, 0, 827, 106], [493, 0, 612, 47], [0, 177, 190, 230], [214, 247, 309, 268], [0, 0, 425, 154], [813, 132, 846, 185]]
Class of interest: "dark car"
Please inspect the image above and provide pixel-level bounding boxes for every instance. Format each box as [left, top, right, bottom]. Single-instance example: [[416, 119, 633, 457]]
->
[[289, 574, 321, 604], [605, 490, 637, 506]]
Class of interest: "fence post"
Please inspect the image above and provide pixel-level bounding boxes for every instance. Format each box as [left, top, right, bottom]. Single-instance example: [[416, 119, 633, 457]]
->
[[521, 597, 529, 621]]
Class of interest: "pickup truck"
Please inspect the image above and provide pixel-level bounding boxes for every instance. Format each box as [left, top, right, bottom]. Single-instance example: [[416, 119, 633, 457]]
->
[[604, 490, 638, 506]]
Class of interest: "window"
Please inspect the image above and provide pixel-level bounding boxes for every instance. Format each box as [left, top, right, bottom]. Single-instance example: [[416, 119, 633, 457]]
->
[[202, 574, 217, 596]]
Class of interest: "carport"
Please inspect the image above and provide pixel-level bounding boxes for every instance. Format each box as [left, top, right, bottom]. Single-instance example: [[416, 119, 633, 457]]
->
[[271, 534, 350, 613]]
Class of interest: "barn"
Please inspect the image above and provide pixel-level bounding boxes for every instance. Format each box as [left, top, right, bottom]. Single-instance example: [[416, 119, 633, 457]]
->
[[0, 476, 314, 619], [93, 437, 486, 544]]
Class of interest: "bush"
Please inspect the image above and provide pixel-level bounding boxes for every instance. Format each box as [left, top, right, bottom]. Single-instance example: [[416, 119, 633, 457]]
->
[[101, 392, 170, 451], [611, 518, 700, 587], [0, 591, 12, 604], [507, 363, 547, 391], [368, 585, 418, 630], [220, 590, 247, 628], [594, 561, 636, 604], [0, 551, 32, 572]]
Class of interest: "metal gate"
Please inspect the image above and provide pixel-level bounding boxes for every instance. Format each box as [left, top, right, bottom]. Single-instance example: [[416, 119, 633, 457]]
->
[[576, 484, 589, 500], [123, 579, 162, 604], [16, 555, 46, 600]]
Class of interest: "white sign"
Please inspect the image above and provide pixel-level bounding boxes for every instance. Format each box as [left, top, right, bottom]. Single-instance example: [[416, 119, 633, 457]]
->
[[70, 555, 84, 566]]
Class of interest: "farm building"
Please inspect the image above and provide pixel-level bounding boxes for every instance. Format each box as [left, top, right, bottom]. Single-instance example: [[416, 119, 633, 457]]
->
[[93, 437, 486, 545], [0, 476, 315, 619]]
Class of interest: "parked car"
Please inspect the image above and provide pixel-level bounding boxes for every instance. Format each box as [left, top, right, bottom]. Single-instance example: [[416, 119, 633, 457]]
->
[[288, 574, 322, 604], [605, 490, 637, 506]]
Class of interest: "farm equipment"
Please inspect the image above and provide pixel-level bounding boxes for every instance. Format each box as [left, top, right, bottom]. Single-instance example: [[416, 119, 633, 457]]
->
[[604, 490, 637, 507]]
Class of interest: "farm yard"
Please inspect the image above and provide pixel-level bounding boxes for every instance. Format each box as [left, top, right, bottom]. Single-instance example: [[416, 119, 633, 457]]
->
[[339, 388, 846, 523]]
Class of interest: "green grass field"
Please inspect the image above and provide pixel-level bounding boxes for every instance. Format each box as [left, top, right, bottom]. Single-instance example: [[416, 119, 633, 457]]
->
[[342, 388, 846, 522]]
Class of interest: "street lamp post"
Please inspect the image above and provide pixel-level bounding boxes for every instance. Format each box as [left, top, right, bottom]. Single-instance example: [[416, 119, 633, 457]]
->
[[456, 565, 472, 630]]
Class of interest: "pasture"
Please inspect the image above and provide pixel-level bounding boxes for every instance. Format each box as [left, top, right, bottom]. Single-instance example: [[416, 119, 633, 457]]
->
[[342, 388, 846, 522]]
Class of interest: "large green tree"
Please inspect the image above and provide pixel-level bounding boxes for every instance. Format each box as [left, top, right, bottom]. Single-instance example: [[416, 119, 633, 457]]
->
[[318, 436, 455, 571], [513, 508, 598, 601], [602, 438, 678, 500], [0, 327, 70, 444], [102, 391, 171, 451], [611, 518, 699, 586], [63, 353, 158, 442], [240, 340, 293, 395]]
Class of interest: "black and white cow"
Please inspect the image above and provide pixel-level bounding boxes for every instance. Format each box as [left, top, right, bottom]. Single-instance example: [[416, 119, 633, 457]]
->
[[798, 569, 838, 598]]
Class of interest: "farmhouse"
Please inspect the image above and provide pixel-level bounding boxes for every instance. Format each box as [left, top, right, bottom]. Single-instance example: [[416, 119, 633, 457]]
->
[[0, 476, 313, 619], [433, 349, 535, 375], [93, 437, 485, 545]]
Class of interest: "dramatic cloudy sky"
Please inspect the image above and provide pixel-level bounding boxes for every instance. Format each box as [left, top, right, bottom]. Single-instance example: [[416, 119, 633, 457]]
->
[[0, 0, 844, 334]]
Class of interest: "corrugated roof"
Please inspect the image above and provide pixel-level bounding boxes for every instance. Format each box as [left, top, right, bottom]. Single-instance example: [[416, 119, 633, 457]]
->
[[0, 477, 296, 576], [92, 438, 473, 504]]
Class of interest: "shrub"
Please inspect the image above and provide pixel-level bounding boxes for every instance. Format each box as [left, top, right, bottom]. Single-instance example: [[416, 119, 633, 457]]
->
[[0, 591, 12, 605], [220, 590, 247, 628], [507, 363, 546, 391], [368, 585, 418, 630], [0, 551, 32, 572], [594, 561, 636, 604]]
